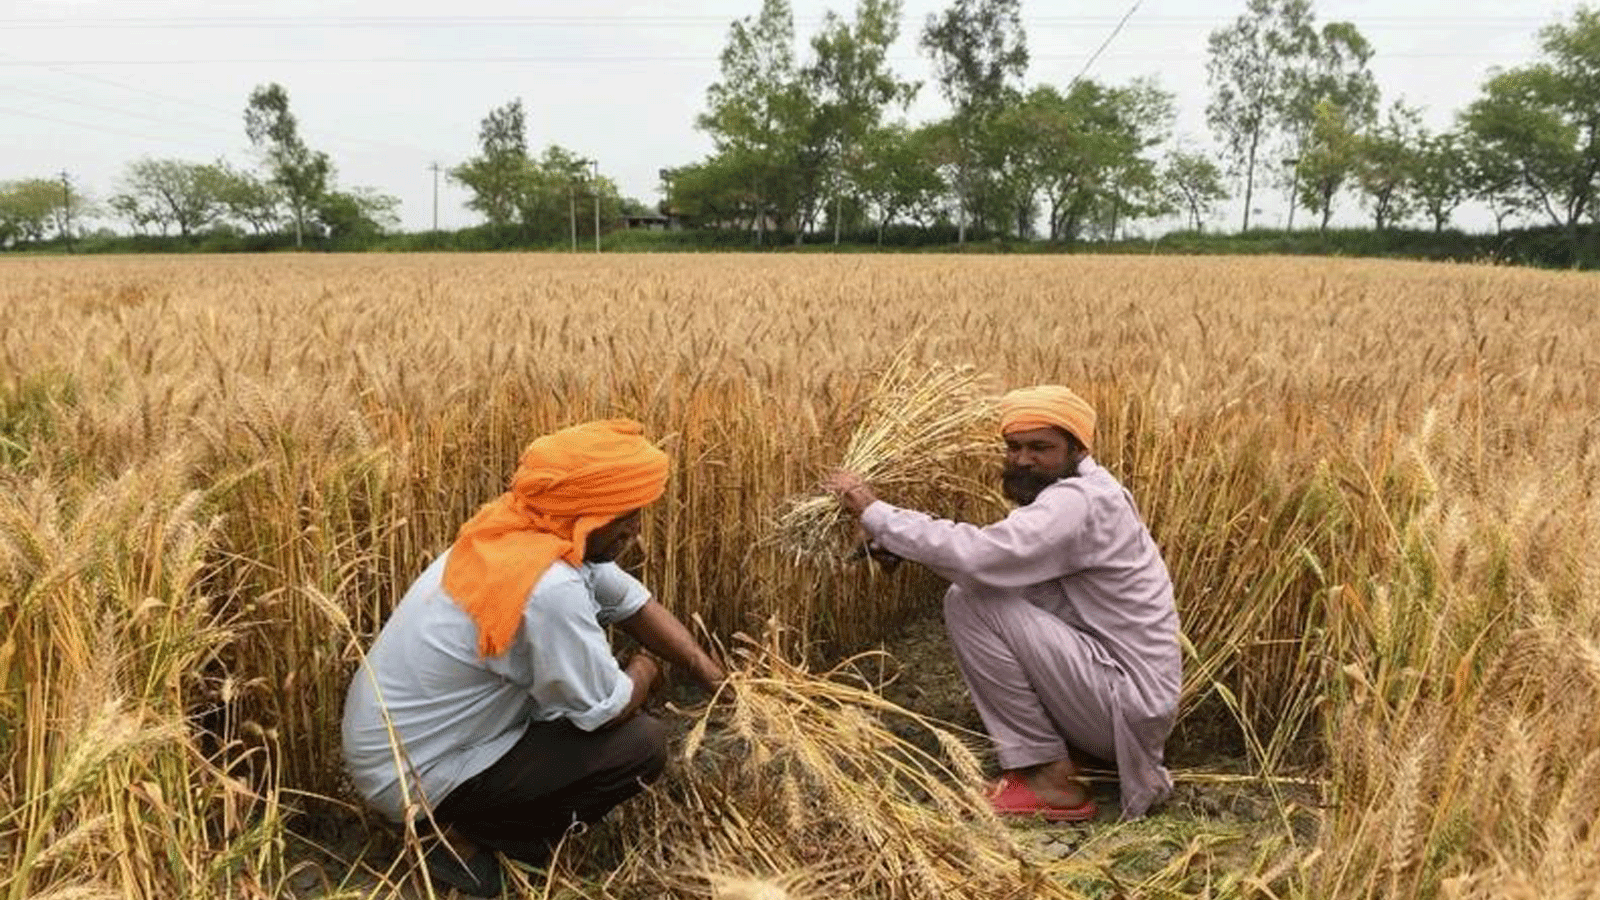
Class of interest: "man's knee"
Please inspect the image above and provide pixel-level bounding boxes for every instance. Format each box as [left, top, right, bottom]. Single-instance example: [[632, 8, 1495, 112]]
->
[[625, 713, 669, 783], [942, 584, 975, 627]]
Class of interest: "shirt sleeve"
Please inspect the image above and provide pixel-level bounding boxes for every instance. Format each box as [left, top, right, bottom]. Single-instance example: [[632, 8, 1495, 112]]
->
[[858, 482, 1090, 588], [587, 562, 651, 625], [487, 571, 632, 732]]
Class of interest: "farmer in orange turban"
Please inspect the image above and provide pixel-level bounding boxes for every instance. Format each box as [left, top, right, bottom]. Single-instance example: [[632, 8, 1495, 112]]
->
[[826, 385, 1180, 823], [343, 420, 724, 896]]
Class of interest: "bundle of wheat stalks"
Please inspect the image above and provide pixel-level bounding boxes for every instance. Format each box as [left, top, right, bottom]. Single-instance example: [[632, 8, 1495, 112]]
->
[[545, 627, 1097, 900], [769, 355, 1000, 565]]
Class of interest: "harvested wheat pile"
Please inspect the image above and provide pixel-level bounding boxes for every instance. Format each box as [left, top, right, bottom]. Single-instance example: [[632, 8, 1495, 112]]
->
[[533, 627, 1097, 899]]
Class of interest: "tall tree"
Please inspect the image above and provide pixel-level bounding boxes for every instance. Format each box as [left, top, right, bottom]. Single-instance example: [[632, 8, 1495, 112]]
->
[[1461, 129, 1531, 235], [920, 0, 1028, 242], [699, 0, 816, 243], [1352, 101, 1422, 230], [1463, 7, 1600, 252], [1161, 149, 1230, 232], [1279, 19, 1378, 229], [1206, 0, 1316, 231], [1409, 129, 1469, 232], [1296, 99, 1360, 231], [451, 99, 530, 233], [244, 83, 331, 247], [805, 0, 918, 244]]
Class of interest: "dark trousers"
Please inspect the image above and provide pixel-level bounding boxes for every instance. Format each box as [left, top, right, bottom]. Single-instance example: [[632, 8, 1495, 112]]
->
[[432, 713, 668, 863]]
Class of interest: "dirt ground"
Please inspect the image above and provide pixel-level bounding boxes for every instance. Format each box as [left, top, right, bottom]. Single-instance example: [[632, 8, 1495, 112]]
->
[[283, 607, 1320, 897]]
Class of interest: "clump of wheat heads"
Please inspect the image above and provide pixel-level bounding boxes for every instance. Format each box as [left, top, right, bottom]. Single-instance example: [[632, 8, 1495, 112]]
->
[[770, 356, 999, 565]]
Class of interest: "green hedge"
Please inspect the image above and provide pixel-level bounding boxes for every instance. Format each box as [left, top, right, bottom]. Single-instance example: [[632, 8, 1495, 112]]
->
[[8, 223, 1597, 271]]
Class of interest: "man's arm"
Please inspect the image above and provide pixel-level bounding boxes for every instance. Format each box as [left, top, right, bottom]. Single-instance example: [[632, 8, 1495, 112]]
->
[[616, 599, 726, 690], [825, 471, 1089, 589], [606, 652, 661, 727]]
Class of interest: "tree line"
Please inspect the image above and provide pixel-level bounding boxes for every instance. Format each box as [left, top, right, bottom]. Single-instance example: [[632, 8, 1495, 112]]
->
[[3, 0, 1598, 254], [0, 84, 400, 249], [662, 0, 1600, 249]]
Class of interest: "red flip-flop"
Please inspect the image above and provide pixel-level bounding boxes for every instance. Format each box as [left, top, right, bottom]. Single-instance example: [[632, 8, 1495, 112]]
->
[[989, 773, 1098, 822]]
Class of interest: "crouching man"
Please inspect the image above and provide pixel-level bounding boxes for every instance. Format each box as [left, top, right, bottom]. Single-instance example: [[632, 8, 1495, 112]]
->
[[826, 386, 1180, 820], [342, 419, 725, 896]]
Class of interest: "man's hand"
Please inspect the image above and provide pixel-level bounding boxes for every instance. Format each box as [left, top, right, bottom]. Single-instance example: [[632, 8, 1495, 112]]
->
[[823, 470, 879, 516], [606, 650, 662, 727], [618, 600, 726, 692], [854, 541, 904, 572]]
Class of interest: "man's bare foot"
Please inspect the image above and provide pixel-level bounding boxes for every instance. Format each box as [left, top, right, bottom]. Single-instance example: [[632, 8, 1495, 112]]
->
[[1019, 758, 1090, 808]]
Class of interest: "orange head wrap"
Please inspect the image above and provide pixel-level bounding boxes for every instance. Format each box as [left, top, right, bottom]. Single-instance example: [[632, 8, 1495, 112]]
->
[[998, 385, 1096, 450], [442, 419, 669, 657]]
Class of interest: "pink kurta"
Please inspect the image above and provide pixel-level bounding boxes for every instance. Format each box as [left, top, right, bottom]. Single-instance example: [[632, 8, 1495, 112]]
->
[[859, 457, 1181, 817]]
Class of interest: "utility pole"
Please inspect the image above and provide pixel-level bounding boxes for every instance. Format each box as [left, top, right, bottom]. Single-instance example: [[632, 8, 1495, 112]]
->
[[58, 170, 73, 250], [568, 181, 577, 252], [428, 162, 441, 231], [591, 159, 601, 253]]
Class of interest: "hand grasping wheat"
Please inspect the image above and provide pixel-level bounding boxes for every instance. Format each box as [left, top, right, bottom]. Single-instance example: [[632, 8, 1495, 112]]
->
[[769, 353, 1000, 565]]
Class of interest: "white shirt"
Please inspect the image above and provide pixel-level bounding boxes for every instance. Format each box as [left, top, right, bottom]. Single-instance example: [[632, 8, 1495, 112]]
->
[[340, 550, 650, 821]]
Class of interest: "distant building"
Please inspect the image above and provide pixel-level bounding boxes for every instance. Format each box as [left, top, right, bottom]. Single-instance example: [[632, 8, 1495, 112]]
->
[[620, 212, 679, 231]]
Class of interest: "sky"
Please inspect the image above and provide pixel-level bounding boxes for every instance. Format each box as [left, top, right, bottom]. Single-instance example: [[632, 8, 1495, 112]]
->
[[0, 0, 1583, 234]]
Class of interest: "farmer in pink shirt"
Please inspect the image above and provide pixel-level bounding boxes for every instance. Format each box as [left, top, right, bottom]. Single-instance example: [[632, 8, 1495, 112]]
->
[[826, 385, 1180, 820]]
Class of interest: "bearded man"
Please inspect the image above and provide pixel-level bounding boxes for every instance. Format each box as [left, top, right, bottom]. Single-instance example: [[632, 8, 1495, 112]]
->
[[825, 385, 1180, 820], [343, 419, 725, 896]]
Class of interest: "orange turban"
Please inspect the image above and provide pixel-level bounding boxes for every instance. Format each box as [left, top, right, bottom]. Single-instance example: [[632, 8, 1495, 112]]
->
[[443, 419, 669, 657], [998, 385, 1096, 450]]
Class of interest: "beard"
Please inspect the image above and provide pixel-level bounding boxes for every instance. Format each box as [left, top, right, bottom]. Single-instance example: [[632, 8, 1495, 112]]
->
[[1001, 465, 1061, 506]]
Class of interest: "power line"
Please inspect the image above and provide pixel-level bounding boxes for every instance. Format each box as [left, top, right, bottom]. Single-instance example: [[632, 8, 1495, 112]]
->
[[1072, 0, 1141, 86], [0, 14, 1558, 28], [0, 104, 180, 144], [7, 83, 241, 138], [0, 50, 1532, 66], [0, 51, 444, 160]]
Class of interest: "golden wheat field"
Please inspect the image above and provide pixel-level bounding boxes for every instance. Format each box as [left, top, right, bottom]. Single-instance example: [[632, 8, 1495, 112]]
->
[[1, 252, 1597, 900]]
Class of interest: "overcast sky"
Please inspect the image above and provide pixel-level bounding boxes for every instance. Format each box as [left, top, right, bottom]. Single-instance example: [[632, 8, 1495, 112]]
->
[[1, 0, 1581, 234]]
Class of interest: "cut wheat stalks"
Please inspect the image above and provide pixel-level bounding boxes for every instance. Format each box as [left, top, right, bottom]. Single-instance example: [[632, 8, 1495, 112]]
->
[[604, 626, 1100, 899], [769, 355, 1000, 565]]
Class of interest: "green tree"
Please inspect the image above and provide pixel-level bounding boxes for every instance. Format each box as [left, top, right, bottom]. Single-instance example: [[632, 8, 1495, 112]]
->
[[920, 0, 1028, 242], [805, 0, 918, 244], [315, 187, 401, 243], [1463, 7, 1600, 251], [855, 122, 947, 241], [1410, 128, 1469, 232], [500, 146, 622, 246], [1296, 99, 1360, 231], [1279, 19, 1378, 229], [1009, 79, 1171, 242], [451, 99, 530, 233], [1353, 101, 1422, 230], [1206, 0, 1316, 231], [0, 179, 67, 245], [244, 83, 331, 247], [212, 162, 283, 235], [698, 0, 818, 243], [1461, 129, 1532, 234], [109, 158, 228, 237], [664, 155, 763, 229], [1161, 149, 1230, 232]]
